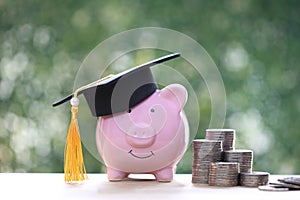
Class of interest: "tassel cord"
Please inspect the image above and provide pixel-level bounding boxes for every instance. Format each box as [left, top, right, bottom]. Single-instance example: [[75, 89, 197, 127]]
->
[[63, 74, 114, 183]]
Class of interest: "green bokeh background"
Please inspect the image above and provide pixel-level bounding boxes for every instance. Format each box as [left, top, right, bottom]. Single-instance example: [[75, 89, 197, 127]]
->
[[0, 0, 299, 174]]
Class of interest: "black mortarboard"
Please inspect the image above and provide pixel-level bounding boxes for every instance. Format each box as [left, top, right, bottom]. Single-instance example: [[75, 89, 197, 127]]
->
[[53, 52, 180, 117]]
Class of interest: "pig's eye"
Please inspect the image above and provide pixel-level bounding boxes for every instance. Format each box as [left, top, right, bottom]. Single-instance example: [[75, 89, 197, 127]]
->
[[128, 109, 132, 113], [150, 108, 155, 113]]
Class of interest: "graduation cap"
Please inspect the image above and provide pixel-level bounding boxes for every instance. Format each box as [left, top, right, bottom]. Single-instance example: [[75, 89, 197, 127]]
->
[[53, 52, 180, 183]]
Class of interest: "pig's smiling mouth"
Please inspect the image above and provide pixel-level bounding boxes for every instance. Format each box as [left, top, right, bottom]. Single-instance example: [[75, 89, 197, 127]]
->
[[128, 150, 154, 159]]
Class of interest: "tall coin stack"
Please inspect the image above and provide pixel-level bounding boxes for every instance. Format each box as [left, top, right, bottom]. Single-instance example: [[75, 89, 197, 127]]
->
[[208, 162, 239, 187], [192, 139, 222, 184], [223, 150, 253, 173], [205, 129, 235, 151]]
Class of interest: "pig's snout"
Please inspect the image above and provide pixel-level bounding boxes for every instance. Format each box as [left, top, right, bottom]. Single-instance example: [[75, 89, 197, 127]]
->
[[126, 125, 156, 148], [113, 104, 167, 148]]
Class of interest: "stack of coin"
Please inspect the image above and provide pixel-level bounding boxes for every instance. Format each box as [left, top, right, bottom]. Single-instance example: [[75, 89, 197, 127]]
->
[[205, 129, 235, 151], [208, 162, 239, 187], [223, 150, 253, 173], [192, 139, 223, 184], [239, 172, 269, 187]]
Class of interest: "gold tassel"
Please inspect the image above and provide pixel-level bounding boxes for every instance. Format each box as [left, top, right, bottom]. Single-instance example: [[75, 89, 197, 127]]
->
[[64, 98, 87, 183], [63, 74, 114, 183]]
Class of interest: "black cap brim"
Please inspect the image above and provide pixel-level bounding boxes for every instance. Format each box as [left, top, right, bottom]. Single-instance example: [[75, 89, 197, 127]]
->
[[52, 52, 180, 116]]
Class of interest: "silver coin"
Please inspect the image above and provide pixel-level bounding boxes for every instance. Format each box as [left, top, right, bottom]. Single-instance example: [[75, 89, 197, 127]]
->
[[206, 129, 236, 133], [258, 185, 289, 191], [278, 177, 300, 186], [269, 182, 300, 189]]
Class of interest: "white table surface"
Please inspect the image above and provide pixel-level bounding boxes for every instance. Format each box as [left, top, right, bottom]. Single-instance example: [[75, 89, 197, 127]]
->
[[0, 173, 299, 200]]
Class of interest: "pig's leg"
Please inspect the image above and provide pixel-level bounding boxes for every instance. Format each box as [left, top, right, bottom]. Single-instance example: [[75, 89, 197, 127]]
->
[[153, 166, 174, 182], [106, 167, 129, 181]]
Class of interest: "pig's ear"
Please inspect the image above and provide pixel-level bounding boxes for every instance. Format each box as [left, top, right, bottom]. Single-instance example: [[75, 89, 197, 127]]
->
[[160, 84, 188, 109]]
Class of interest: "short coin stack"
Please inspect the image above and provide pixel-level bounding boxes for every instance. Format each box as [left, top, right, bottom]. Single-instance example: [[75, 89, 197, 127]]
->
[[240, 172, 270, 187], [223, 150, 253, 173], [206, 129, 235, 151], [192, 139, 222, 184], [208, 162, 239, 187]]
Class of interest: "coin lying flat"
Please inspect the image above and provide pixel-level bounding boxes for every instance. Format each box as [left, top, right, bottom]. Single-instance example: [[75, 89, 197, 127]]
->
[[278, 177, 300, 186], [269, 182, 300, 189], [258, 185, 289, 191]]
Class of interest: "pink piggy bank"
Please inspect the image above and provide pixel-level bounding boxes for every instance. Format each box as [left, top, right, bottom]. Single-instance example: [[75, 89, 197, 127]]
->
[[96, 84, 189, 182]]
